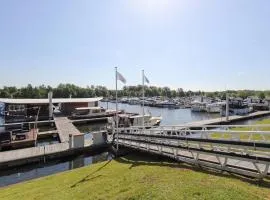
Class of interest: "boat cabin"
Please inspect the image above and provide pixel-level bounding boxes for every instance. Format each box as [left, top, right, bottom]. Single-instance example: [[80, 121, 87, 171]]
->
[[73, 107, 106, 115]]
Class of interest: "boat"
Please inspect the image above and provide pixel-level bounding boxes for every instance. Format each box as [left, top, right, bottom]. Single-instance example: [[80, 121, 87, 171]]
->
[[70, 107, 121, 119], [220, 98, 250, 116], [155, 101, 177, 109], [0, 102, 4, 116], [191, 101, 207, 112], [206, 102, 225, 113], [0, 128, 38, 151], [112, 113, 162, 128], [128, 98, 140, 105]]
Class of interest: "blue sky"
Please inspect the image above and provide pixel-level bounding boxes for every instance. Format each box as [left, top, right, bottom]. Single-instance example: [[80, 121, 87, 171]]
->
[[0, 0, 270, 91]]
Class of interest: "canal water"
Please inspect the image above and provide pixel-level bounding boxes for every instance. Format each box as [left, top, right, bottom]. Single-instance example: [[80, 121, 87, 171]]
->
[[0, 151, 113, 187], [99, 102, 221, 125], [1, 103, 270, 187]]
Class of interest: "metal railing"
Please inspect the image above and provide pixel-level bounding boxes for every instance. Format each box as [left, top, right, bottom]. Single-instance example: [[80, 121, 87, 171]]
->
[[113, 124, 270, 179]]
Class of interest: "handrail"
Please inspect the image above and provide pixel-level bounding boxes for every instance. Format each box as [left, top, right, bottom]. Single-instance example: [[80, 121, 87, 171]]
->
[[130, 124, 270, 128]]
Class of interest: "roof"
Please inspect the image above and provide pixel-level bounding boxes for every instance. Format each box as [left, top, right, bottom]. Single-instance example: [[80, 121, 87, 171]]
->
[[0, 97, 103, 105]]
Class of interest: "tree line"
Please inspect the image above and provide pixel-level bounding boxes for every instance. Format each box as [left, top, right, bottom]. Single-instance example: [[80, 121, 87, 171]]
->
[[0, 84, 269, 99]]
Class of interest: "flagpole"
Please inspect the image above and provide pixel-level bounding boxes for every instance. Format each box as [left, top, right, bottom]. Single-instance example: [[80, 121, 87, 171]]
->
[[115, 67, 119, 151], [142, 69, 145, 129]]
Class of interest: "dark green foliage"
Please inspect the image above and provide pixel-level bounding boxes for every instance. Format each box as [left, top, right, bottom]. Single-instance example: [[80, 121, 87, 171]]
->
[[0, 84, 269, 99]]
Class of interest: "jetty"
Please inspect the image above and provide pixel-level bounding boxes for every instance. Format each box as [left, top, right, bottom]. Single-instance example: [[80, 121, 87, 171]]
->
[[184, 110, 270, 127], [115, 123, 270, 180], [54, 116, 82, 143], [0, 115, 108, 169]]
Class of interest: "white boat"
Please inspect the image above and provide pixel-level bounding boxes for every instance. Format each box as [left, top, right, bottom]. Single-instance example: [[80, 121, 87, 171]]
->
[[206, 102, 225, 113], [220, 99, 250, 116], [117, 114, 162, 128], [128, 98, 140, 105], [191, 101, 207, 112], [71, 107, 120, 119]]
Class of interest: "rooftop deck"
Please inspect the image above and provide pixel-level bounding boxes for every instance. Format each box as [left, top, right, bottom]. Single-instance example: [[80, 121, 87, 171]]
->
[[0, 97, 103, 105]]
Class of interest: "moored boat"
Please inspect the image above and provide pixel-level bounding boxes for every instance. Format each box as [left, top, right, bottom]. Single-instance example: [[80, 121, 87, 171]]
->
[[70, 107, 121, 119]]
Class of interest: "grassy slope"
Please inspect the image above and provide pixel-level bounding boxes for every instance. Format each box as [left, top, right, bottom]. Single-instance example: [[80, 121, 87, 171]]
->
[[1, 154, 270, 200], [211, 119, 270, 140]]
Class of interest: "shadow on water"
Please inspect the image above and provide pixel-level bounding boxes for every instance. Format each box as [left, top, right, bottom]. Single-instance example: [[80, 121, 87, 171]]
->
[[114, 152, 270, 189], [0, 149, 112, 187]]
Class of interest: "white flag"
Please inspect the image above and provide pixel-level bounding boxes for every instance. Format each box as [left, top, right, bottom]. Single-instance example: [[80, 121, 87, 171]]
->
[[117, 71, 127, 84], [144, 75, 150, 84]]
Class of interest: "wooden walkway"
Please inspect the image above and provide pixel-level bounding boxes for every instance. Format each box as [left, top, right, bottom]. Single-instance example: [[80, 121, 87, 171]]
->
[[184, 111, 270, 127], [54, 116, 83, 143]]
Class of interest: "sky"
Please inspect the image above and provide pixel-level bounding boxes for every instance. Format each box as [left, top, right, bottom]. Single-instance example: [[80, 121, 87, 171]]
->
[[0, 0, 270, 91]]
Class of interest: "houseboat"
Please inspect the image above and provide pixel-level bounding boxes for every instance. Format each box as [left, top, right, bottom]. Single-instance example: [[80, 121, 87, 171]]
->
[[112, 114, 162, 128], [155, 101, 177, 109], [206, 102, 225, 113], [221, 98, 250, 116], [70, 107, 122, 119], [0, 128, 38, 151], [191, 101, 207, 112]]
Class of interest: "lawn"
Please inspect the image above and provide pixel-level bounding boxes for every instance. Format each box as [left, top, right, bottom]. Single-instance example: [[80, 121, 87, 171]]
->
[[1, 153, 270, 200], [211, 118, 270, 140]]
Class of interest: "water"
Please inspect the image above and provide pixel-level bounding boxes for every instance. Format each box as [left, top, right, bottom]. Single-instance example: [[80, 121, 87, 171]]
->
[[0, 102, 4, 132], [0, 117, 4, 132], [0, 119, 109, 187], [0, 150, 112, 187], [100, 102, 220, 125], [36, 136, 60, 147]]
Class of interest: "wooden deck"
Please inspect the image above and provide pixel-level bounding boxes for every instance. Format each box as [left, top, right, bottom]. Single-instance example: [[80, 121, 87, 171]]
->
[[54, 116, 83, 143], [184, 111, 270, 127]]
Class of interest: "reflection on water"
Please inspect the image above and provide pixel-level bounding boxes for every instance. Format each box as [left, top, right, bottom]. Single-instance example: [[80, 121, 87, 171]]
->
[[0, 151, 112, 187], [36, 136, 60, 147], [0, 116, 4, 132], [100, 102, 220, 125]]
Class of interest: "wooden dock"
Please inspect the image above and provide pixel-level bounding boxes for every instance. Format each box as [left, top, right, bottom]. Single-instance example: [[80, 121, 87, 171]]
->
[[54, 116, 83, 143], [184, 111, 270, 127]]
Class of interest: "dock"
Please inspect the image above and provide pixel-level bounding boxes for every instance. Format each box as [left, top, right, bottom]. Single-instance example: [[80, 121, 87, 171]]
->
[[116, 124, 270, 180], [54, 116, 83, 143], [184, 111, 270, 127]]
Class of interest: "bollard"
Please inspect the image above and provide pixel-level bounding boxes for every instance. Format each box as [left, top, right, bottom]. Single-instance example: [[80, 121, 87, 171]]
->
[[69, 134, 73, 149]]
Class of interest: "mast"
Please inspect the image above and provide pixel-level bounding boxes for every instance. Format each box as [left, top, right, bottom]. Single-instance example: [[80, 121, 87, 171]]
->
[[115, 67, 119, 151], [142, 69, 145, 128]]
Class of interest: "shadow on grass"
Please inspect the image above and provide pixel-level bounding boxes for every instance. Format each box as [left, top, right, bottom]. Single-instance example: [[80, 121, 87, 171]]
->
[[115, 152, 270, 189], [70, 160, 112, 188]]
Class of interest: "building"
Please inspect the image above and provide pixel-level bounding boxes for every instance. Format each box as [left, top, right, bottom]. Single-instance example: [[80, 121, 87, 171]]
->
[[0, 97, 102, 122]]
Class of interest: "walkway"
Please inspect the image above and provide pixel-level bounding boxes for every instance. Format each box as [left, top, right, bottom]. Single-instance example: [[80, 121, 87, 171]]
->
[[184, 111, 270, 127], [54, 116, 83, 143], [115, 125, 270, 179]]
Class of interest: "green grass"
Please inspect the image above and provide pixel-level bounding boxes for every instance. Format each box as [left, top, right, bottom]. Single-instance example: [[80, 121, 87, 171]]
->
[[1, 154, 270, 200], [211, 118, 270, 140]]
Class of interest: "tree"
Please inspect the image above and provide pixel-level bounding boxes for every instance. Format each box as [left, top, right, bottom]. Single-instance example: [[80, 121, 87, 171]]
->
[[258, 92, 265, 100]]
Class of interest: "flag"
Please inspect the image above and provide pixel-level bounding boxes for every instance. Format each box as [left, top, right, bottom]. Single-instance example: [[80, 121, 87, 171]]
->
[[117, 71, 127, 84], [144, 75, 150, 84]]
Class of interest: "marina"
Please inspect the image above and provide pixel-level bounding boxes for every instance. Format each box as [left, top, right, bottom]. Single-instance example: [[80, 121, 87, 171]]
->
[[1, 97, 270, 186], [1, 1, 270, 198]]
